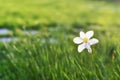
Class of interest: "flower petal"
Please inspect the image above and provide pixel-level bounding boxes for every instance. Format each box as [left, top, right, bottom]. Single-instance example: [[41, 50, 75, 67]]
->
[[89, 38, 99, 45], [78, 43, 85, 53], [88, 47, 92, 53], [80, 31, 86, 39], [85, 43, 92, 53], [86, 31, 94, 39], [73, 37, 83, 44]]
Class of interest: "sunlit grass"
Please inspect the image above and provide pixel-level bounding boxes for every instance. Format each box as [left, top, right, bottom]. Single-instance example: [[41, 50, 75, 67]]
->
[[0, 0, 120, 29]]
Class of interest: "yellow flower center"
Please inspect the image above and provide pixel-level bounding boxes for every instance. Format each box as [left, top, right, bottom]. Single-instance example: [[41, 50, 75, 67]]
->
[[83, 37, 88, 43]]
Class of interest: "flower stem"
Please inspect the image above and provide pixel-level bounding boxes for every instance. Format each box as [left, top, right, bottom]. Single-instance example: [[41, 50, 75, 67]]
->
[[89, 53, 95, 77]]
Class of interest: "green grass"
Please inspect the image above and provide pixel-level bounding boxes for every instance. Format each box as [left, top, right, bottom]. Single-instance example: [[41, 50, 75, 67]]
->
[[0, 0, 120, 80], [0, 0, 120, 29]]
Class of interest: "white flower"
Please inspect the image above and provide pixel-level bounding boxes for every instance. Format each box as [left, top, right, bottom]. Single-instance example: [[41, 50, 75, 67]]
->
[[73, 30, 99, 53]]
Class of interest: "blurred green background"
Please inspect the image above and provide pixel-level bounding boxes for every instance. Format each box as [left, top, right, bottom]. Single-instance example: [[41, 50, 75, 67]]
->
[[0, 0, 120, 80]]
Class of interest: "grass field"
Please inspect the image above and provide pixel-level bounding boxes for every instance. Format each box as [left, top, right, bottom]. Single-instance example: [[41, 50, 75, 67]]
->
[[0, 0, 120, 80]]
